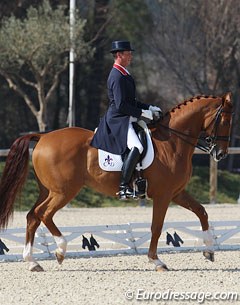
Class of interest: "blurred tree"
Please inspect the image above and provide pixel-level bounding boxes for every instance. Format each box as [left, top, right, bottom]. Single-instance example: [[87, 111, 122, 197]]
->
[[143, 0, 239, 106], [106, 0, 154, 102], [74, 0, 154, 129], [144, 0, 239, 170], [0, 0, 239, 172], [0, 78, 37, 147], [199, 0, 240, 170], [0, 0, 92, 131], [75, 0, 112, 129]]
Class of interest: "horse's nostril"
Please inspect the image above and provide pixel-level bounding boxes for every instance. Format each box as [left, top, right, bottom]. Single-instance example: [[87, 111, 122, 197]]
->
[[217, 152, 226, 161]]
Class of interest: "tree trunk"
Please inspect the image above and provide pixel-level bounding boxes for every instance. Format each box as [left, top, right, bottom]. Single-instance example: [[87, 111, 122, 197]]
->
[[36, 112, 47, 132]]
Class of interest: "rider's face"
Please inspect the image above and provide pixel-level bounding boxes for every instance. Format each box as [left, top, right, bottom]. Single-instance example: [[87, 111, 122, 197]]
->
[[117, 51, 132, 67]]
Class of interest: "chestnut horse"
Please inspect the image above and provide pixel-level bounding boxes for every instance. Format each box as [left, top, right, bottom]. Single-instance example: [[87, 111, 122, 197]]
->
[[0, 93, 233, 272]]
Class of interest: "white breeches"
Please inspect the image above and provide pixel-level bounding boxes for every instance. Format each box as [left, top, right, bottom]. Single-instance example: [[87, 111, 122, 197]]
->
[[127, 118, 143, 154]]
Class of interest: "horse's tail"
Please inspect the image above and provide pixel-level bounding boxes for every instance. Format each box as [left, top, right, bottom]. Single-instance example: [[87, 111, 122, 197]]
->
[[0, 134, 41, 229]]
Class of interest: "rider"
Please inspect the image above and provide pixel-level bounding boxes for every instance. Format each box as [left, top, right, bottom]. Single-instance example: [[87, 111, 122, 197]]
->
[[90, 40, 162, 199]]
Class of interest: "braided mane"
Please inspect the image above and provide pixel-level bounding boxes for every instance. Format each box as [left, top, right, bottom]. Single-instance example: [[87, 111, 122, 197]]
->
[[168, 95, 218, 114]]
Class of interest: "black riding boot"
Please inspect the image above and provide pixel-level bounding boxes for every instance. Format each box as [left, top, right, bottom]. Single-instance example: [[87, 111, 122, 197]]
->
[[118, 147, 141, 200]]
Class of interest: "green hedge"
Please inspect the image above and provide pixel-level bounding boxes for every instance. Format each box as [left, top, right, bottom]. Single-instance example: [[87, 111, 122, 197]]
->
[[0, 162, 239, 211], [186, 166, 239, 204]]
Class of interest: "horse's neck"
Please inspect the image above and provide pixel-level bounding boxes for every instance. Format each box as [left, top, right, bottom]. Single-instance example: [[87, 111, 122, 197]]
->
[[170, 108, 203, 137], [153, 99, 210, 151]]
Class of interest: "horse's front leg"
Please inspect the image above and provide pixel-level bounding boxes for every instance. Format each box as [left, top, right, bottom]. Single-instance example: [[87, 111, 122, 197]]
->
[[148, 197, 170, 272], [173, 190, 215, 262]]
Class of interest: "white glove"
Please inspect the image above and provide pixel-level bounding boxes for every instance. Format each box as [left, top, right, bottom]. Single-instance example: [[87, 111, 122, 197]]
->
[[141, 109, 153, 120], [149, 105, 162, 120], [149, 105, 162, 112]]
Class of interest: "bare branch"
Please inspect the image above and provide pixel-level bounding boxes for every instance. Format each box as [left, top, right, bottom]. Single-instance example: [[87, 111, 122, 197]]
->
[[45, 60, 68, 103], [18, 74, 38, 89], [40, 57, 53, 78], [89, 14, 114, 44], [0, 69, 38, 117]]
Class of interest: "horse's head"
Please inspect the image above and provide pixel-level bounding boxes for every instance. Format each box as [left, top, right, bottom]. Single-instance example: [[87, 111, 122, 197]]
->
[[201, 92, 233, 161]]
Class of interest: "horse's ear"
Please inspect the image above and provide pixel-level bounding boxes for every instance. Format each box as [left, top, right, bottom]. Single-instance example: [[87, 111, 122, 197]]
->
[[223, 92, 232, 103]]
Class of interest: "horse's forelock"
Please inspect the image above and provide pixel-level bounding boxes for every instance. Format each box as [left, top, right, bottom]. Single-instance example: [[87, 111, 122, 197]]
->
[[222, 92, 233, 109]]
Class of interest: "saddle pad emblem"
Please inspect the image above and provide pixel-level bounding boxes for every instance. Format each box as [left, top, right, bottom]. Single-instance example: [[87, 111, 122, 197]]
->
[[99, 153, 123, 171]]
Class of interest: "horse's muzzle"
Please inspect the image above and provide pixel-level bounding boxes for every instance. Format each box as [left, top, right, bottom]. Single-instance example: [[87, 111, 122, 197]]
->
[[211, 148, 227, 162]]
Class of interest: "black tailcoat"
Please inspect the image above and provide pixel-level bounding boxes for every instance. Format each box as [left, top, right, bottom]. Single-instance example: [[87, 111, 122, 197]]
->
[[90, 65, 149, 154]]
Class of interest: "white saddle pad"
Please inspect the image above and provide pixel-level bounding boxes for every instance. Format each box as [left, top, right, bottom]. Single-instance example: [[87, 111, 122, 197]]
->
[[98, 120, 154, 171]]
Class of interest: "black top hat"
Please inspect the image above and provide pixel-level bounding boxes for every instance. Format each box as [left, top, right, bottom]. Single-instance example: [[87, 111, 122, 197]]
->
[[110, 41, 134, 53]]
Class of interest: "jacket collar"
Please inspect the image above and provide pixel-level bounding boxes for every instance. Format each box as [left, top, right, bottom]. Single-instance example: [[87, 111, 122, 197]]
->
[[113, 63, 130, 76]]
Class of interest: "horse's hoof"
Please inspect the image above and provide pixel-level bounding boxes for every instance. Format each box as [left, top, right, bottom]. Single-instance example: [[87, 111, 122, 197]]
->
[[203, 251, 214, 262], [29, 263, 44, 272], [148, 257, 169, 271], [155, 264, 169, 272], [55, 250, 65, 265]]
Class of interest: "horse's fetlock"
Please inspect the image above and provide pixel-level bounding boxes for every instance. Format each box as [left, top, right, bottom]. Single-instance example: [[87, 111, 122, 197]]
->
[[54, 235, 67, 254]]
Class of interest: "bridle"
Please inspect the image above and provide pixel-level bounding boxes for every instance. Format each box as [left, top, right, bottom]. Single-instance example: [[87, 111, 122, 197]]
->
[[197, 104, 232, 153], [154, 103, 233, 154]]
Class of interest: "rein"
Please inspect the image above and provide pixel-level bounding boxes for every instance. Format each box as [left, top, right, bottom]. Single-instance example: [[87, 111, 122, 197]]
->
[[152, 104, 232, 154]]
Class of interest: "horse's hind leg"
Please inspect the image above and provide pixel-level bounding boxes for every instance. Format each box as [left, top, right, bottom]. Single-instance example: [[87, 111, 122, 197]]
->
[[23, 183, 49, 271], [24, 184, 70, 271], [34, 191, 72, 265], [173, 189, 215, 261]]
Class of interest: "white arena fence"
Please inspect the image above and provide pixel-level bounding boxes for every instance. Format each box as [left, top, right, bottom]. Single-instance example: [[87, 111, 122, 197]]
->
[[0, 220, 240, 262]]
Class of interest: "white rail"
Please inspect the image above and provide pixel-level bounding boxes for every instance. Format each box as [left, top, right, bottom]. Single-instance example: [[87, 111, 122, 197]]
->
[[1, 220, 240, 262]]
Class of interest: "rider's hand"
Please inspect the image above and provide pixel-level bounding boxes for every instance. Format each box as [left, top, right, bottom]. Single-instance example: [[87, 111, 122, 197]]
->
[[149, 105, 163, 120], [149, 105, 162, 113], [141, 109, 153, 120]]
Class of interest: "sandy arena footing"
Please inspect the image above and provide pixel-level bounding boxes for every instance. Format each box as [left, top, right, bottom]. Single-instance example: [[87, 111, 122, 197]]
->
[[1, 204, 240, 305]]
